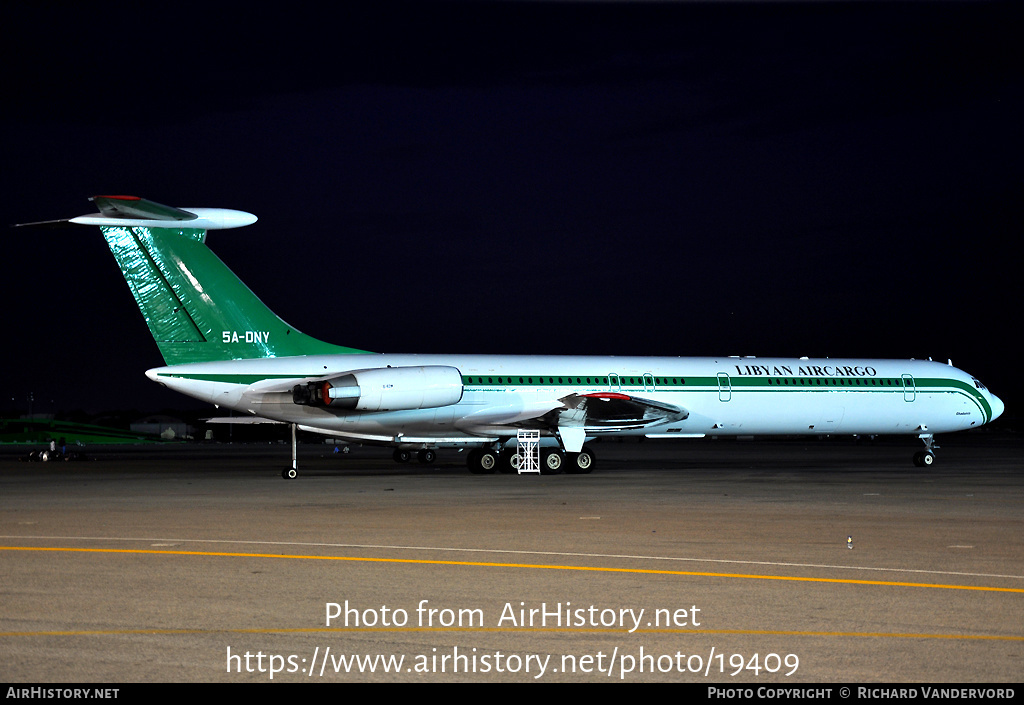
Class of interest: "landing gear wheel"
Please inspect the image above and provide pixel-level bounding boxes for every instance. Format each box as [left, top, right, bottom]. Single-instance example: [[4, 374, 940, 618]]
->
[[417, 449, 436, 464], [913, 451, 935, 467], [913, 434, 938, 467], [565, 446, 596, 474], [541, 449, 564, 475], [500, 452, 519, 474], [282, 467, 297, 479], [478, 449, 500, 473], [467, 448, 499, 474], [393, 448, 412, 463]]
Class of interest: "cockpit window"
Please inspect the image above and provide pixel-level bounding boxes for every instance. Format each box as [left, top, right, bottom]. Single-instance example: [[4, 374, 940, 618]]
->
[[973, 377, 988, 391]]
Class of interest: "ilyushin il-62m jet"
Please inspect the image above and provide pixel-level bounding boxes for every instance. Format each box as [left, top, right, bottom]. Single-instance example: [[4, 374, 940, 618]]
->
[[25, 196, 1004, 477]]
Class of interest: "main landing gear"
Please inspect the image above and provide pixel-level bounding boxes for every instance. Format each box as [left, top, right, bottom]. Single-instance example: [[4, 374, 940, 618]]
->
[[393, 448, 437, 464], [465, 445, 596, 475], [913, 434, 938, 467]]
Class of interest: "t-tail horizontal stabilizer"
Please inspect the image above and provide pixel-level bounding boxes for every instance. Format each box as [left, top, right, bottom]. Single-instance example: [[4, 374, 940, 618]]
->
[[72, 195, 259, 230], [15, 195, 258, 231]]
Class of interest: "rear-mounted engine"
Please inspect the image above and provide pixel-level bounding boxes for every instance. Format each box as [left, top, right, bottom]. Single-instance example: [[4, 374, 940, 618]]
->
[[292, 365, 463, 412]]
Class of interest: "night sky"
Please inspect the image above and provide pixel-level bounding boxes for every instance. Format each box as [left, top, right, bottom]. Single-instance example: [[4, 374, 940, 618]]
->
[[2, 2, 1020, 419]]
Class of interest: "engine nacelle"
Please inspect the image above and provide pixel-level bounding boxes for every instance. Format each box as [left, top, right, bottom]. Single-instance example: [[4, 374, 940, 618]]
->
[[292, 365, 463, 412]]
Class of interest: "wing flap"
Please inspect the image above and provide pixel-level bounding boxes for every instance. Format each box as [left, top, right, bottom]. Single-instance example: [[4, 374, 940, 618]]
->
[[562, 391, 688, 431]]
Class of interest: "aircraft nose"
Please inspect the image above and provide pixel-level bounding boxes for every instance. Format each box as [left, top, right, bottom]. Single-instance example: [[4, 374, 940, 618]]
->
[[989, 392, 1004, 422]]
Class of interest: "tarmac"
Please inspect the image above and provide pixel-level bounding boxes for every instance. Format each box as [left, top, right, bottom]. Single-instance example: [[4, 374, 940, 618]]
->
[[1, 433, 1021, 683]]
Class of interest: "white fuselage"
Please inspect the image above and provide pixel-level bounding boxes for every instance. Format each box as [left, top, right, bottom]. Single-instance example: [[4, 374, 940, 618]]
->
[[147, 354, 1002, 447]]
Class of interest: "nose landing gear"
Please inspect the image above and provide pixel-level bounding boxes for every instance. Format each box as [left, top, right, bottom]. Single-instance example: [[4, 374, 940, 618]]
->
[[913, 433, 938, 467]]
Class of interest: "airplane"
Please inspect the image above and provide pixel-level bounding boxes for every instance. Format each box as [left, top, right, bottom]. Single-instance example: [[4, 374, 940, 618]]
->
[[23, 196, 1004, 477]]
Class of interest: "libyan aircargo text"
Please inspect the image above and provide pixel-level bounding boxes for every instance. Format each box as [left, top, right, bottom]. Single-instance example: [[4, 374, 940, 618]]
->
[[326, 599, 701, 633], [226, 645, 798, 679]]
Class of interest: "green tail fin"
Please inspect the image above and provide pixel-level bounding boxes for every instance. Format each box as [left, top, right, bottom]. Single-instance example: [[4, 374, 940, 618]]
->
[[100, 224, 368, 365]]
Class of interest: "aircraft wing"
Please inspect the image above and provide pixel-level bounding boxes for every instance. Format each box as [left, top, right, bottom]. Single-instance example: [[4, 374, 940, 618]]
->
[[454, 391, 688, 440], [549, 391, 689, 432]]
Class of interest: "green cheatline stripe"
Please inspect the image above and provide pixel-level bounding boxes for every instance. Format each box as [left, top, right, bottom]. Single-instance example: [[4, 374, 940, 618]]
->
[[458, 375, 988, 422], [156, 373, 990, 422], [157, 373, 313, 384], [465, 375, 905, 388]]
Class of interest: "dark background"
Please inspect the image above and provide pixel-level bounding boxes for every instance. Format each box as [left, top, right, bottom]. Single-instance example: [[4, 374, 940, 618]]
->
[[2, 2, 1019, 423]]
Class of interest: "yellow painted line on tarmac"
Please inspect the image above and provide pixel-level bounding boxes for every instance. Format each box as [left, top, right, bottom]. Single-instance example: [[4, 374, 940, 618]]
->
[[3, 545, 1024, 594]]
